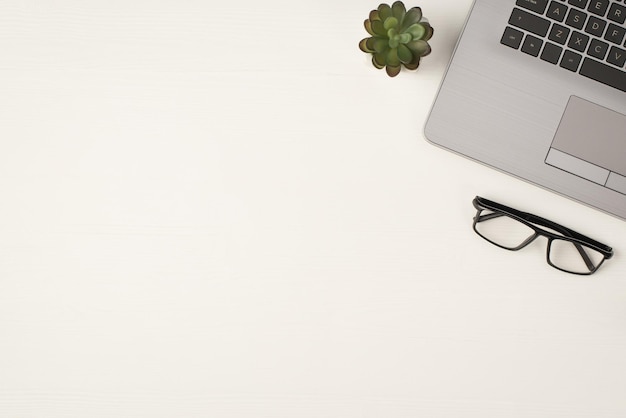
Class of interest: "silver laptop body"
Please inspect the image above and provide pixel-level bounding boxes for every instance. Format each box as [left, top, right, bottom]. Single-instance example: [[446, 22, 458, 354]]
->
[[425, 0, 626, 220]]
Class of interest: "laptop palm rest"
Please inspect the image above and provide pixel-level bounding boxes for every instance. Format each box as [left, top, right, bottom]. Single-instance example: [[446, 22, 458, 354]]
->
[[545, 96, 626, 196]]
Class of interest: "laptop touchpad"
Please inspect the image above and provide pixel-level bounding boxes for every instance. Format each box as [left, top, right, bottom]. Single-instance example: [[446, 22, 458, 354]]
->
[[545, 96, 626, 195]]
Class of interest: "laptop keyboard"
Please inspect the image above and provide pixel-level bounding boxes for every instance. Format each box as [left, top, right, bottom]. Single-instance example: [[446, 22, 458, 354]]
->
[[501, 0, 626, 92]]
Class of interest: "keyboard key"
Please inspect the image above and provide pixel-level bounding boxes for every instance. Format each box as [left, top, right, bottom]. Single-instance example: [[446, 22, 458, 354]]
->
[[565, 8, 588, 29], [501, 26, 525, 49], [516, 0, 548, 14], [568, 31, 590, 51], [541, 42, 564, 63], [568, 0, 589, 8], [560, 50, 583, 71], [607, 3, 626, 24], [522, 35, 544, 56], [606, 45, 626, 67], [580, 57, 626, 92], [585, 15, 607, 36], [549, 23, 571, 44], [547, 1, 569, 21], [509, 8, 551, 36], [587, 0, 609, 16], [605, 23, 626, 45], [588, 38, 610, 59]]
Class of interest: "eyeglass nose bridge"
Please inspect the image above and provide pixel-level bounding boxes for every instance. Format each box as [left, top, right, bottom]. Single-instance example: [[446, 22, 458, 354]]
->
[[515, 231, 540, 250]]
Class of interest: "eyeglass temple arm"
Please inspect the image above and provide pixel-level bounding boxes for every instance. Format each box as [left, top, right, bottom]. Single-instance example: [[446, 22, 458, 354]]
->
[[474, 197, 610, 251], [475, 212, 504, 222]]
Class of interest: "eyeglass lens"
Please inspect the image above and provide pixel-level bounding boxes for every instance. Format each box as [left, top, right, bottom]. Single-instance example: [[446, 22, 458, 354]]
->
[[474, 210, 535, 249], [548, 239, 605, 274]]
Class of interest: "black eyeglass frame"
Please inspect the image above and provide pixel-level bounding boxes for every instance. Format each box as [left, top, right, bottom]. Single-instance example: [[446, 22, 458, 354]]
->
[[472, 196, 613, 275]]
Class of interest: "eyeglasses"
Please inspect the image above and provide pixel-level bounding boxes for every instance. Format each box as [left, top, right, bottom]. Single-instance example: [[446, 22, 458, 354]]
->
[[472, 196, 613, 275]]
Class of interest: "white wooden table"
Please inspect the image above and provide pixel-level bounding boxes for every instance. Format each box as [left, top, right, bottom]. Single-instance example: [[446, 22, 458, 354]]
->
[[2, 1, 626, 416]]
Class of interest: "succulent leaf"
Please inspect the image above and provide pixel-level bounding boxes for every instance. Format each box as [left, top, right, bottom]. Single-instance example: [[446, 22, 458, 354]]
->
[[401, 7, 422, 30], [371, 20, 387, 36], [421, 22, 434, 40], [406, 23, 426, 40], [383, 16, 398, 30], [373, 38, 388, 53], [359, 38, 373, 53], [388, 36, 399, 49], [372, 56, 385, 69], [398, 33, 411, 44], [386, 65, 401, 77], [364, 19, 375, 36], [397, 44, 413, 64], [391, 1, 406, 21], [386, 48, 400, 67], [373, 51, 387, 67], [403, 59, 420, 70], [378, 3, 393, 20], [406, 39, 431, 56]]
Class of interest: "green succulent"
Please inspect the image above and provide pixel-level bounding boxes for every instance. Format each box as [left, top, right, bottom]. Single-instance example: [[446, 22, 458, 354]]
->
[[359, 2, 434, 77]]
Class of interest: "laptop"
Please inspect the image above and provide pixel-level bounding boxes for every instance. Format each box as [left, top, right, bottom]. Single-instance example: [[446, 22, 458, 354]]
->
[[424, 0, 626, 220]]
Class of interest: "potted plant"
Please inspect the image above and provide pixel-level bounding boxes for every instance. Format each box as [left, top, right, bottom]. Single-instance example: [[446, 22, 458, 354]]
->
[[359, 1, 434, 77]]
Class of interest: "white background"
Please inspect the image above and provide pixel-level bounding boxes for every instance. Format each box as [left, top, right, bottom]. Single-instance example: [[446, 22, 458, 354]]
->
[[1, 1, 626, 416]]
